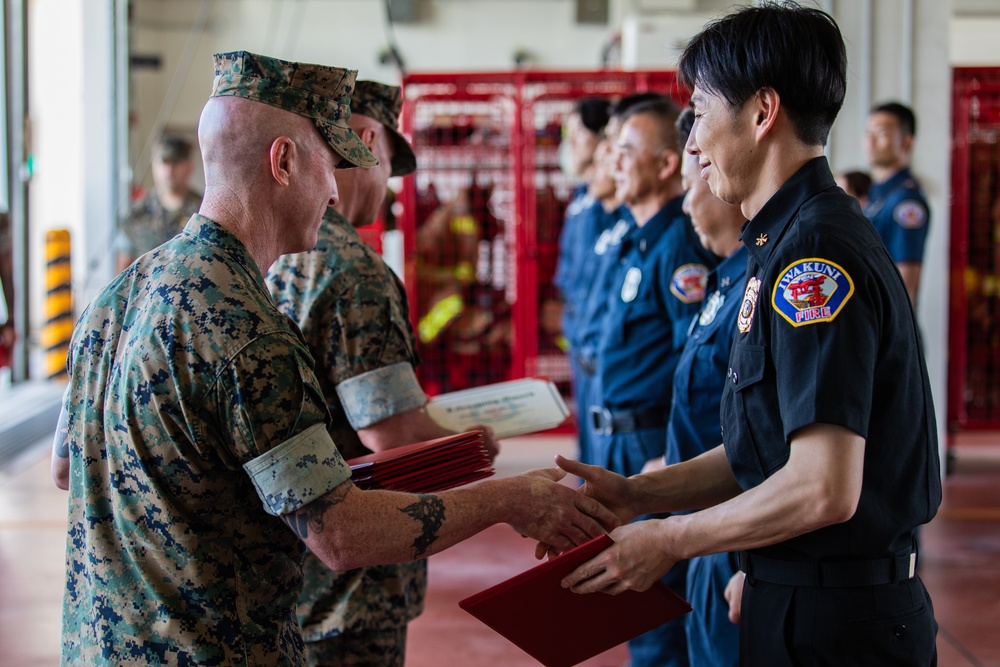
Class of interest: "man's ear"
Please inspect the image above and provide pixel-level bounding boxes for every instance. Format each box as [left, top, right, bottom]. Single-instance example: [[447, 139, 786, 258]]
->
[[357, 126, 379, 151], [753, 87, 781, 141], [659, 148, 681, 182], [269, 136, 295, 186]]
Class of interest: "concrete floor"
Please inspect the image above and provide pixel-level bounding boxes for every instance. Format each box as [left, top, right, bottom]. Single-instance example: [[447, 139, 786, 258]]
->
[[2, 432, 998, 666]]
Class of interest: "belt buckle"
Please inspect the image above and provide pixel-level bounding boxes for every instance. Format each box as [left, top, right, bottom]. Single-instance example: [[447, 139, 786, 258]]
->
[[589, 406, 613, 435]]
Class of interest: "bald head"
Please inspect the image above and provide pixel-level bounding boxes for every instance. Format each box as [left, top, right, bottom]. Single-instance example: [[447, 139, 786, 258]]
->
[[196, 95, 341, 270], [199, 95, 326, 188]]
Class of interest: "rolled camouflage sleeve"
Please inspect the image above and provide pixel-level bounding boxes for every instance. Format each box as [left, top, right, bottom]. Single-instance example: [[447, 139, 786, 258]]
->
[[218, 332, 351, 514], [243, 423, 351, 516], [336, 361, 428, 430]]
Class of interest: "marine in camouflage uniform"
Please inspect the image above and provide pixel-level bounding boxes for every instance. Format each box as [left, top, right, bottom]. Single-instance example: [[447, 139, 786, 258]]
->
[[114, 135, 202, 269], [54, 52, 611, 667], [266, 81, 429, 667], [54, 52, 376, 666]]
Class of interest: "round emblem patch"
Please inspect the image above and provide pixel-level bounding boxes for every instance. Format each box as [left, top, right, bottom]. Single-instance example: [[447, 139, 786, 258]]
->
[[893, 201, 927, 229], [670, 263, 709, 304], [737, 276, 760, 334], [771, 257, 855, 327], [621, 267, 642, 302]]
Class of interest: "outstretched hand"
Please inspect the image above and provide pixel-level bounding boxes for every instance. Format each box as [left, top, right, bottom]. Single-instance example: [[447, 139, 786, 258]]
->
[[533, 455, 639, 560], [507, 467, 621, 554]]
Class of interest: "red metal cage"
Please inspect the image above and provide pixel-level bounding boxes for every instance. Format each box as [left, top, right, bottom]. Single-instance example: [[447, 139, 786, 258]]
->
[[397, 71, 685, 429], [950, 67, 1000, 431]]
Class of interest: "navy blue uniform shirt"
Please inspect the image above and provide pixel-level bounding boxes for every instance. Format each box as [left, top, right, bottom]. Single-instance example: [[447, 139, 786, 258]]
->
[[554, 186, 619, 344], [597, 196, 716, 412], [666, 244, 748, 466], [722, 157, 941, 561], [864, 166, 930, 263], [572, 206, 634, 357]]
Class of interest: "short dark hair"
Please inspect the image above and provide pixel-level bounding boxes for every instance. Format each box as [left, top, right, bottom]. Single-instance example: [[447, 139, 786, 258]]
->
[[574, 97, 611, 134], [621, 98, 682, 153], [675, 107, 695, 152], [610, 92, 668, 120], [678, 1, 846, 147], [871, 101, 916, 137], [839, 170, 872, 199]]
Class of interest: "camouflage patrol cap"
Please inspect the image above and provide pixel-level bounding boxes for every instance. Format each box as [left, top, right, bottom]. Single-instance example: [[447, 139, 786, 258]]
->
[[352, 80, 417, 177], [210, 50, 378, 169], [155, 134, 193, 163]]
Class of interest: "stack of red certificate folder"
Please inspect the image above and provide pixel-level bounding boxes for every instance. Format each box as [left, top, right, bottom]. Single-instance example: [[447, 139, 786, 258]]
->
[[346, 430, 494, 494], [460, 534, 692, 667]]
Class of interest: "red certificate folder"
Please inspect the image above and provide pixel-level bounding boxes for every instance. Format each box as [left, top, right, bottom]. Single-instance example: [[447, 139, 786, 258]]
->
[[459, 534, 692, 667], [345, 430, 494, 493]]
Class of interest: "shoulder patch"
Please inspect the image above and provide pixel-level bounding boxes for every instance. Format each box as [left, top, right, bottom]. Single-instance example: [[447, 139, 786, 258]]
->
[[670, 263, 709, 303], [771, 258, 854, 327], [893, 200, 927, 229]]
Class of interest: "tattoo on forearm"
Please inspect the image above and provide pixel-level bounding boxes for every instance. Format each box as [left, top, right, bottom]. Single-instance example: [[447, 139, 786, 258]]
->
[[54, 431, 70, 458], [282, 482, 353, 540], [401, 495, 445, 558]]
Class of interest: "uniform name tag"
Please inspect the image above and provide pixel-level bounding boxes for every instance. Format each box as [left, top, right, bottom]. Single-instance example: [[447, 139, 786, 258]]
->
[[772, 257, 854, 327]]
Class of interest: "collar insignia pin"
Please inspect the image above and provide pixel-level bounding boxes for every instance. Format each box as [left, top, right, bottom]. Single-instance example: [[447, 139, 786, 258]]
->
[[756, 233, 768, 247]]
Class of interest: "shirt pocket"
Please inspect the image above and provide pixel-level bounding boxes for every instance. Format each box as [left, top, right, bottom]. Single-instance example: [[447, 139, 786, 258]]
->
[[721, 342, 777, 486], [609, 300, 660, 347]]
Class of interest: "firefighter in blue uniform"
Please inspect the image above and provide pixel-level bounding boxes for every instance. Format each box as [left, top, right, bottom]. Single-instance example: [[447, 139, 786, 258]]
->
[[569, 93, 664, 467], [554, 96, 612, 465], [665, 108, 746, 667], [591, 98, 715, 667], [557, 6, 941, 666], [864, 101, 929, 305]]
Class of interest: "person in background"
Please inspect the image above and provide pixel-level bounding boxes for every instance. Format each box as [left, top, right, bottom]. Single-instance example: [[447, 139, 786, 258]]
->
[[266, 80, 499, 667], [557, 5, 941, 665], [570, 91, 667, 467], [667, 107, 746, 667], [590, 97, 716, 667], [864, 101, 929, 305], [835, 169, 872, 209], [115, 133, 202, 272], [51, 50, 618, 665], [554, 96, 611, 465]]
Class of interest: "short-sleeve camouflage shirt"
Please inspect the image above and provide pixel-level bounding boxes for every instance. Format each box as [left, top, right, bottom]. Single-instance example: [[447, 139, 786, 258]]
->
[[114, 188, 203, 259], [61, 214, 351, 666], [267, 210, 427, 640]]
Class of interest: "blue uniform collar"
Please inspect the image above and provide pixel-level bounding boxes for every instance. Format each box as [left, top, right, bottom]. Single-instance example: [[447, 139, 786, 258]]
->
[[868, 166, 914, 201], [740, 157, 837, 269], [707, 244, 749, 293], [624, 194, 686, 254]]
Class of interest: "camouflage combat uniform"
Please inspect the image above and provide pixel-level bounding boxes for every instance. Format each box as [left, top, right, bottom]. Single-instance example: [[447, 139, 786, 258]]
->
[[267, 209, 428, 667], [114, 188, 202, 260], [60, 51, 382, 665], [61, 215, 352, 665]]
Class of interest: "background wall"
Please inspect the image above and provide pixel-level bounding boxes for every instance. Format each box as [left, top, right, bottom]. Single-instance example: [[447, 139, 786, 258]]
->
[[23, 0, 1000, 448]]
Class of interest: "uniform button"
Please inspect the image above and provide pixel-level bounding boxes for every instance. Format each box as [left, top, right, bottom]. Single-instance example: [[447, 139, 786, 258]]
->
[[731, 371, 739, 384], [893, 625, 907, 639]]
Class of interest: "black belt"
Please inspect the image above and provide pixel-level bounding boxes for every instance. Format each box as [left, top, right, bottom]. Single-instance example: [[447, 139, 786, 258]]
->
[[589, 406, 666, 435], [738, 550, 917, 588]]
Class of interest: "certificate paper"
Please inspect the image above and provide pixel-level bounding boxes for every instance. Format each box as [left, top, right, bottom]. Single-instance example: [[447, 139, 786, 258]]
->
[[426, 378, 570, 439]]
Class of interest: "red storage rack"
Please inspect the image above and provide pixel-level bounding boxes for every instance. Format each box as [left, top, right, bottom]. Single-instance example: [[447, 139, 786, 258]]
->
[[398, 70, 685, 429], [950, 67, 1000, 430]]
